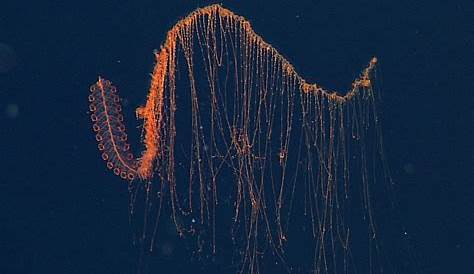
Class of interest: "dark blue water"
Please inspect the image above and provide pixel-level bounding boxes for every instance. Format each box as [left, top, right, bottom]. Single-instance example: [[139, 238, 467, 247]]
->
[[1, 0, 472, 273]]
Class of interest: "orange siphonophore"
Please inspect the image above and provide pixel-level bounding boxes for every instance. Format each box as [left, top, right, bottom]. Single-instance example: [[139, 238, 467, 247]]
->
[[88, 4, 408, 274]]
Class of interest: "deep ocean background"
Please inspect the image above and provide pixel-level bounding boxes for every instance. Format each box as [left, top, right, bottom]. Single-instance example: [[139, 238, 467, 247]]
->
[[1, 0, 473, 273]]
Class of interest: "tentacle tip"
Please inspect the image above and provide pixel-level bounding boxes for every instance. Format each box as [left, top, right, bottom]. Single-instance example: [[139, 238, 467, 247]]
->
[[370, 57, 378, 65]]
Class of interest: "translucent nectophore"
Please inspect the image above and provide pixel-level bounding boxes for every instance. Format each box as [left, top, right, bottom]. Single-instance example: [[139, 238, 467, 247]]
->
[[89, 4, 410, 274]]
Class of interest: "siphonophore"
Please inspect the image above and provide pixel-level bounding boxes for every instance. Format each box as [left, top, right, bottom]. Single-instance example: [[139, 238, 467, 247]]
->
[[88, 4, 412, 274]]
